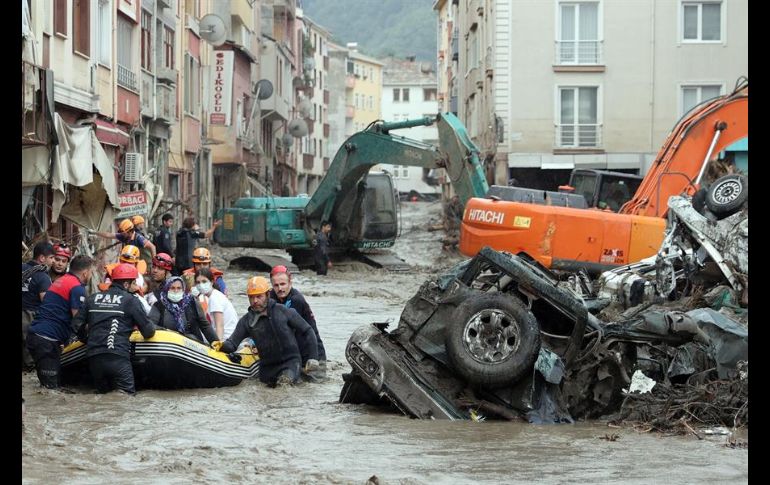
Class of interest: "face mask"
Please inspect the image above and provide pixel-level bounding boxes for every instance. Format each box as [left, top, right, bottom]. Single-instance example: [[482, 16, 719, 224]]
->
[[197, 282, 213, 295], [167, 291, 184, 303]]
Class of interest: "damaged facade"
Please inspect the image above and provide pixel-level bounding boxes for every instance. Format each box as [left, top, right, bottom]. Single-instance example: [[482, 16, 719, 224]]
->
[[22, 0, 343, 252]]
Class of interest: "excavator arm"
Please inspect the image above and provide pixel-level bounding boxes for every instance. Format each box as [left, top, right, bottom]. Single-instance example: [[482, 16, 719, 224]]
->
[[302, 113, 489, 244], [621, 78, 748, 217]]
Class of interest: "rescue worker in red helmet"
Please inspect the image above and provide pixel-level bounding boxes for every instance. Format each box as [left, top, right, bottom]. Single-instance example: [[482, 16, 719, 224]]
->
[[72, 263, 156, 394], [145, 252, 174, 307], [182, 247, 228, 296], [213, 276, 319, 386], [49, 243, 72, 284], [90, 218, 157, 258]]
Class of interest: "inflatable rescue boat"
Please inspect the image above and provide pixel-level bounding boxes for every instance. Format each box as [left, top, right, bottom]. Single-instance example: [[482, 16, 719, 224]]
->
[[61, 329, 260, 389]]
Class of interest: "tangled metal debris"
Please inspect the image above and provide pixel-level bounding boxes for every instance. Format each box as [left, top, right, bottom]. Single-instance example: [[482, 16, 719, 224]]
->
[[341, 192, 748, 432]]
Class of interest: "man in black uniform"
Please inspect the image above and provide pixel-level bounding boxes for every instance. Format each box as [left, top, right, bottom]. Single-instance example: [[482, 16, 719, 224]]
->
[[174, 216, 220, 275], [21, 241, 55, 370], [154, 213, 175, 257], [72, 263, 157, 394], [214, 276, 319, 386], [313, 221, 332, 276]]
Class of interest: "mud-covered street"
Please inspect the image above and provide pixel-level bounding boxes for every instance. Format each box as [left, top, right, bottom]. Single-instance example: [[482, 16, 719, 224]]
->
[[22, 202, 748, 484]]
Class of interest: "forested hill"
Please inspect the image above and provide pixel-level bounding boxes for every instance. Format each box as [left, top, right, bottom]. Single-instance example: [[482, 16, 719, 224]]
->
[[301, 0, 437, 63]]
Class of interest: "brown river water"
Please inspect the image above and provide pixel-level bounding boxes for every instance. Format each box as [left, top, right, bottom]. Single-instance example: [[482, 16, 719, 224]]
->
[[22, 202, 748, 484]]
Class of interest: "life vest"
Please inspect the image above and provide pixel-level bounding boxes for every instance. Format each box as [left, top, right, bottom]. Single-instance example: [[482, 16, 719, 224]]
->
[[100, 262, 146, 296]]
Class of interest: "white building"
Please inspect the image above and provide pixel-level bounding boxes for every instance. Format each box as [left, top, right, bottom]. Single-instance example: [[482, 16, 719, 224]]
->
[[437, 0, 749, 190], [381, 56, 442, 198]]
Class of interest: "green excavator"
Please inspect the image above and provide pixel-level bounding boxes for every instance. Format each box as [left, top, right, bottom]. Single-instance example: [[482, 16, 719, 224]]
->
[[213, 113, 490, 269]]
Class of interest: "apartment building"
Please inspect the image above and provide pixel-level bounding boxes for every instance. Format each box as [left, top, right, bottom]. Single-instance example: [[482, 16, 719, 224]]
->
[[296, 14, 332, 196], [380, 56, 441, 198], [438, 0, 748, 190], [344, 45, 383, 138]]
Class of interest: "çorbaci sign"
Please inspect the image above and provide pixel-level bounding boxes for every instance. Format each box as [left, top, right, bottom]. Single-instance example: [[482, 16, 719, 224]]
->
[[118, 190, 148, 218]]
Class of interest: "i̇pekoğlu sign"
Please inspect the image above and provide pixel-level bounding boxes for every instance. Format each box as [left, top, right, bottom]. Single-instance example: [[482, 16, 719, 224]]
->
[[209, 51, 233, 126], [118, 190, 148, 218]]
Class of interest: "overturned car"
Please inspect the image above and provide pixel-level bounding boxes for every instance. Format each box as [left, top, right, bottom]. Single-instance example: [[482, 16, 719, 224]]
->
[[341, 188, 748, 425]]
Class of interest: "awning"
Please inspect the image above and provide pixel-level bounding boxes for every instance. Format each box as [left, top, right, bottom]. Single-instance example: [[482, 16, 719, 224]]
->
[[51, 113, 120, 231], [95, 118, 131, 147]]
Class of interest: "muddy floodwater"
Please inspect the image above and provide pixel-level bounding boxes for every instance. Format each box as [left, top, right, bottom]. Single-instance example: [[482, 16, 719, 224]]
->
[[22, 202, 748, 484]]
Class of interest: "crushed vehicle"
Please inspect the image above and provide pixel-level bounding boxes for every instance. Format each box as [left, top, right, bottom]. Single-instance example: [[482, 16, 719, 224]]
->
[[341, 188, 748, 426]]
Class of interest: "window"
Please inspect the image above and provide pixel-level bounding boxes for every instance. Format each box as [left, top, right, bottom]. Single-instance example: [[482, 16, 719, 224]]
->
[[402, 88, 410, 102], [73, 0, 90, 55], [368, 95, 373, 110], [558, 2, 600, 64], [54, 0, 67, 36], [141, 10, 152, 71], [184, 53, 200, 114], [557, 86, 600, 148], [117, 16, 137, 90], [164, 27, 175, 69], [347, 60, 354, 74], [185, 0, 200, 20], [393, 88, 400, 102], [236, 99, 243, 138], [682, 1, 722, 42], [681, 85, 722, 115], [355, 93, 360, 108], [423, 88, 437, 101], [468, 26, 479, 70], [97, 0, 111, 66]]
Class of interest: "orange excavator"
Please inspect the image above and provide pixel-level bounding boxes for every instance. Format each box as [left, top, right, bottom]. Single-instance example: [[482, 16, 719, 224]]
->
[[459, 78, 748, 273]]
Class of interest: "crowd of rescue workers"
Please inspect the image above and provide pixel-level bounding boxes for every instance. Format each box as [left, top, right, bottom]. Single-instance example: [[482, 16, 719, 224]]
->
[[21, 213, 336, 394]]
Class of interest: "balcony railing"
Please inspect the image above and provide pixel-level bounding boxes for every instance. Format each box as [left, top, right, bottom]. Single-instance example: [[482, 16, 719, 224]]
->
[[346, 104, 355, 118], [555, 40, 603, 65], [157, 83, 176, 122], [118, 64, 138, 91], [556, 123, 602, 148]]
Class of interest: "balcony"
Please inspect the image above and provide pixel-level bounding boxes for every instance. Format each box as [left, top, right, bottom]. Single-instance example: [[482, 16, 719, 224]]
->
[[157, 83, 176, 122], [157, 67, 177, 85], [118, 64, 138, 92], [555, 40, 603, 66], [345, 104, 355, 119], [345, 74, 355, 89], [555, 123, 602, 149]]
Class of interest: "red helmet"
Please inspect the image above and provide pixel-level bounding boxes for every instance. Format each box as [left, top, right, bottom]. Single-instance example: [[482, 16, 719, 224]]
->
[[111, 263, 138, 281], [152, 253, 174, 271], [270, 265, 291, 278], [53, 244, 72, 260]]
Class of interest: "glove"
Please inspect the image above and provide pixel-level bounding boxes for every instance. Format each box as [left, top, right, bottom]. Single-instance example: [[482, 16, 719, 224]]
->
[[227, 352, 242, 364], [211, 341, 223, 352], [304, 359, 320, 373]]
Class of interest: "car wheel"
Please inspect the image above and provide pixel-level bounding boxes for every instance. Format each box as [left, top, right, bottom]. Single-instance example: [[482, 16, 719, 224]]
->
[[445, 293, 540, 388], [706, 174, 748, 217]]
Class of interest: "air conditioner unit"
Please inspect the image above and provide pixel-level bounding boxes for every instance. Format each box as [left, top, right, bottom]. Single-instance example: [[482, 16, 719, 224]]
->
[[124, 153, 144, 182]]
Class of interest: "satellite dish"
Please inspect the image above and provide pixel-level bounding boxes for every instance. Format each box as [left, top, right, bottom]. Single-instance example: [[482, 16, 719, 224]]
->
[[420, 62, 433, 73], [254, 79, 273, 100], [298, 99, 312, 118], [281, 133, 294, 147], [199, 14, 226, 46], [287, 118, 309, 137]]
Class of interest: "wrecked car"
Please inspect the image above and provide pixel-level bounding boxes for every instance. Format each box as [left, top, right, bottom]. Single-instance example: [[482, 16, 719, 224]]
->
[[340, 189, 748, 425]]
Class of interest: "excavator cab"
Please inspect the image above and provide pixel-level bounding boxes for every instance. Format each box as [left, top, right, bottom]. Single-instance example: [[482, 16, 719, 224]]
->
[[357, 171, 399, 246], [567, 169, 643, 212]]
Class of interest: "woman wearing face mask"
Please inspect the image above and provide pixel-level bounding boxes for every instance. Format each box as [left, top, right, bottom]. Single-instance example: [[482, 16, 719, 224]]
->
[[194, 268, 239, 341], [148, 276, 219, 345]]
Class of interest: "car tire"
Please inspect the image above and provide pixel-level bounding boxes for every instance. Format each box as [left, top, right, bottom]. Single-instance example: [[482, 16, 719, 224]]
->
[[706, 174, 748, 217], [445, 293, 540, 389]]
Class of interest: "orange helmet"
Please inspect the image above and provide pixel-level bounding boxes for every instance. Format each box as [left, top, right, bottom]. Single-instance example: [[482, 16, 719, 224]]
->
[[192, 247, 211, 263], [119, 245, 141, 263], [246, 276, 271, 296], [131, 215, 145, 226], [118, 219, 135, 233], [112, 263, 138, 281]]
